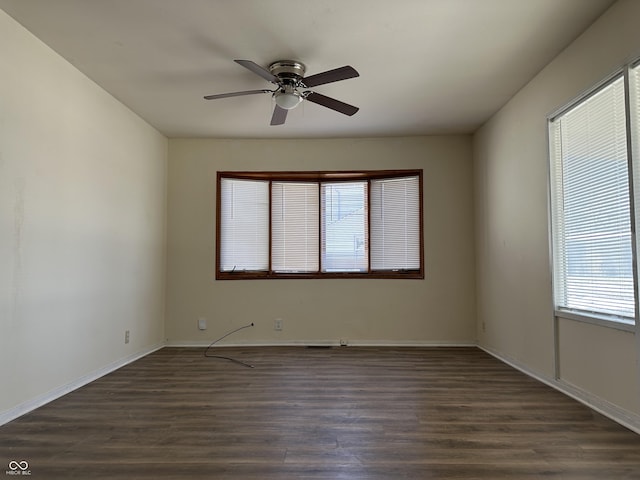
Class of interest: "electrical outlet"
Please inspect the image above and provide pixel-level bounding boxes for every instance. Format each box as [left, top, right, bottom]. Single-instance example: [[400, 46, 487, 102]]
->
[[198, 317, 207, 330], [274, 318, 283, 331], [125, 330, 130, 344]]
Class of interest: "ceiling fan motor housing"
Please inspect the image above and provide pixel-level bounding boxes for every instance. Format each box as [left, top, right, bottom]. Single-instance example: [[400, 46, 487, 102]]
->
[[269, 60, 306, 85]]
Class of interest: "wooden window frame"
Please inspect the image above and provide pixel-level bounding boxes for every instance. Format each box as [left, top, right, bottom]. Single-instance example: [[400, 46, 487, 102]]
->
[[216, 169, 424, 280]]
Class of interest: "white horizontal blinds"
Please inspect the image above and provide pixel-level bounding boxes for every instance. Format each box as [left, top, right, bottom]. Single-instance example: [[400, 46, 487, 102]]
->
[[219, 178, 269, 272], [633, 64, 640, 153], [321, 181, 368, 272], [271, 182, 319, 273], [370, 175, 421, 270], [551, 75, 634, 318], [550, 124, 568, 308], [632, 63, 640, 318]]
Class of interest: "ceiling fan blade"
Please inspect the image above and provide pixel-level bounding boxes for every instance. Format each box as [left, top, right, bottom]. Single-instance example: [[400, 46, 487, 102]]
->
[[234, 59, 278, 83], [302, 66, 359, 88], [270, 105, 288, 126], [204, 89, 272, 100], [305, 92, 359, 116]]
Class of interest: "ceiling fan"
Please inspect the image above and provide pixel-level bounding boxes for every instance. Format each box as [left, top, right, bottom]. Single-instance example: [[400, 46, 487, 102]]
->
[[204, 60, 359, 126]]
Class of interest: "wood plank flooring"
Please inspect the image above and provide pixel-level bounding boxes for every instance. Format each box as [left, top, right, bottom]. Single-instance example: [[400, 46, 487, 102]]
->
[[2, 346, 640, 479]]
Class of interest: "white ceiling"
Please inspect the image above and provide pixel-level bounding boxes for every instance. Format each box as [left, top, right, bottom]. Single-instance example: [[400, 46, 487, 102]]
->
[[1, 0, 615, 138]]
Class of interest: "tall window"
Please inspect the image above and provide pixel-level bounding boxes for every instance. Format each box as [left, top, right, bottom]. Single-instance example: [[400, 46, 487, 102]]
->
[[321, 182, 368, 273], [219, 178, 269, 272], [272, 182, 319, 273], [216, 170, 423, 279], [370, 176, 421, 271], [549, 63, 640, 326]]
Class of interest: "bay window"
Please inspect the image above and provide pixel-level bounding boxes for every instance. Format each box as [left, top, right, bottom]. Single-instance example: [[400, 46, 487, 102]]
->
[[216, 170, 423, 279]]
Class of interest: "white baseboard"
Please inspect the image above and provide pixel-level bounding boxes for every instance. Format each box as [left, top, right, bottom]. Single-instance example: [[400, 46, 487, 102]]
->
[[479, 345, 640, 435], [165, 340, 476, 348], [0, 343, 165, 427]]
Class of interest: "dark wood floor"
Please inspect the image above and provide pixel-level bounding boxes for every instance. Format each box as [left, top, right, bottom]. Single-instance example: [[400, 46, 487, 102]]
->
[[2, 347, 640, 479]]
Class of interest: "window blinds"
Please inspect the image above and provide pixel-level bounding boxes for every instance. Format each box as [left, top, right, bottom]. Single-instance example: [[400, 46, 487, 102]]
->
[[632, 64, 640, 287], [219, 178, 269, 272], [272, 182, 319, 272], [550, 76, 634, 318], [370, 175, 421, 271]]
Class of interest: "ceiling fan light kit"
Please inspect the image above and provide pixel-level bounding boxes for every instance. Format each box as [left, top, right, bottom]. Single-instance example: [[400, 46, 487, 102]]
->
[[204, 59, 359, 126], [274, 88, 303, 110]]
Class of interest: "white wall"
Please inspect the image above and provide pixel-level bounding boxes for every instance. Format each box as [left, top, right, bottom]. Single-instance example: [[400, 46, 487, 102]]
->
[[474, 0, 640, 429], [0, 10, 168, 422], [166, 136, 475, 346]]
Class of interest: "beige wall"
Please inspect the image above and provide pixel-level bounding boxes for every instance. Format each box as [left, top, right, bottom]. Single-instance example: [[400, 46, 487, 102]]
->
[[0, 11, 168, 419], [474, 0, 640, 425], [166, 136, 475, 346]]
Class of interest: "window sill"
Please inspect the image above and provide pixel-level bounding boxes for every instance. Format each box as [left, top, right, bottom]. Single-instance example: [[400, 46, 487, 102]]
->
[[554, 309, 635, 333], [216, 271, 424, 280]]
